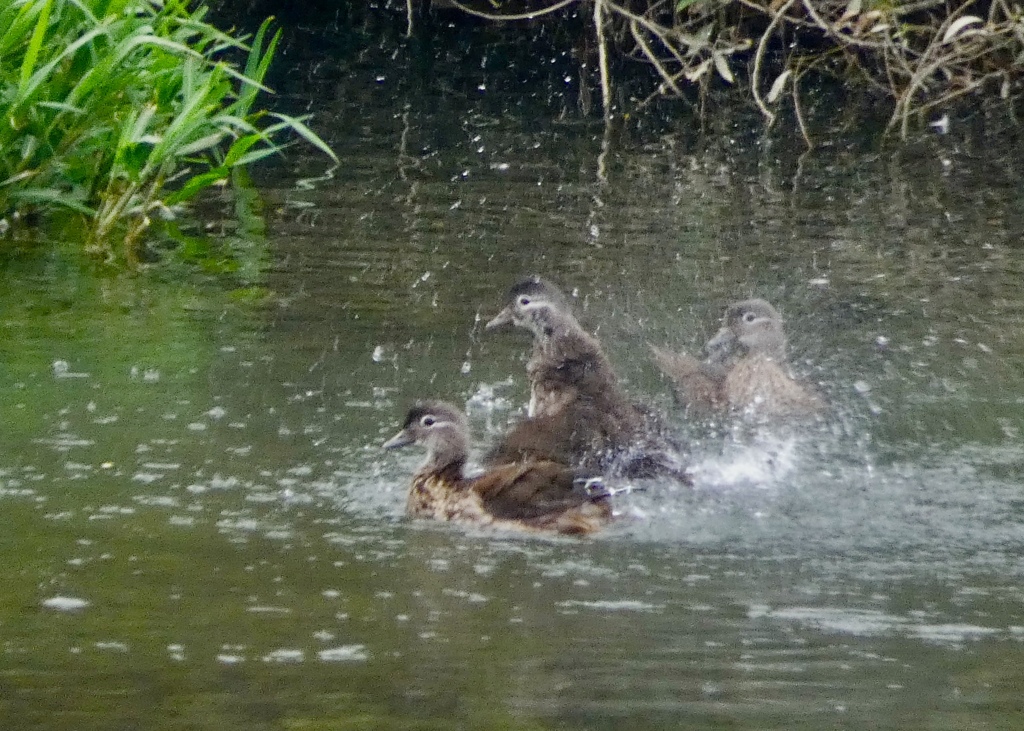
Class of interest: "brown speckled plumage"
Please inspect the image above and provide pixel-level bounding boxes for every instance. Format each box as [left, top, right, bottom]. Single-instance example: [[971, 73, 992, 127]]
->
[[383, 401, 611, 536], [652, 299, 824, 419], [485, 277, 688, 481], [486, 277, 623, 420]]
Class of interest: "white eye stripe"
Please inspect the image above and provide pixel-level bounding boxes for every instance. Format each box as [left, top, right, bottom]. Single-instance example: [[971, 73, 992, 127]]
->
[[419, 415, 458, 429], [517, 298, 554, 312]]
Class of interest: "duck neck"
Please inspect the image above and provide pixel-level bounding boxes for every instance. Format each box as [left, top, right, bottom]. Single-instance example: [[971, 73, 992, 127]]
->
[[529, 307, 579, 344], [759, 339, 787, 363], [537, 316, 601, 360], [429, 459, 467, 486], [420, 435, 470, 479]]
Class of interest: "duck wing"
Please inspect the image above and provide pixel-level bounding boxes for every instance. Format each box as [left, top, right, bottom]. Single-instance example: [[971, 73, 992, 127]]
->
[[483, 408, 576, 467], [470, 461, 608, 521], [650, 344, 725, 412]]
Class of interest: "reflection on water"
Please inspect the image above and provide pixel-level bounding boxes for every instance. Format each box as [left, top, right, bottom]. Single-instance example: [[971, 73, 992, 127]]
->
[[3, 23, 1024, 731]]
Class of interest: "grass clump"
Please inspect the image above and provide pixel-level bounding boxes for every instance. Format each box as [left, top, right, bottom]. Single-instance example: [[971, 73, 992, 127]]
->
[[0, 0, 335, 264]]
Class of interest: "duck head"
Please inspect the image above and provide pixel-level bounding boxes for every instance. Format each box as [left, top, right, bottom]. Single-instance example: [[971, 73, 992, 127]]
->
[[705, 299, 788, 362], [382, 401, 470, 471], [485, 276, 581, 340]]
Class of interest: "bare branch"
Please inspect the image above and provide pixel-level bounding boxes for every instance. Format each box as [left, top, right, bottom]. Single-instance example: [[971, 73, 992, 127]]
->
[[792, 68, 813, 149], [595, 0, 613, 119], [445, 0, 580, 22], [752, 0, 798, 125], [441, 0, 1024, 138], [631, 20, 684, 95], [800, 0, 887, 50]]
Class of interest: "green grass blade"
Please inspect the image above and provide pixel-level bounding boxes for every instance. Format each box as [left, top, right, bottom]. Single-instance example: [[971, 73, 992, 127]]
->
[[175, 131, 230, 157], [11, 188, 95, 215], [267, 113, 338, 163], [234, 20, 279, 118], [18, 0, 53, 96], [15, 25, 109, 111], [229, 145, 284, 167], [222, 132, 269, 167], [165, 168, 228, 205]]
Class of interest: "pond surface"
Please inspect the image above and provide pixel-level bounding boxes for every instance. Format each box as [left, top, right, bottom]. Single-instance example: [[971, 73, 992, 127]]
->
[[3, 16, 1024, 731]]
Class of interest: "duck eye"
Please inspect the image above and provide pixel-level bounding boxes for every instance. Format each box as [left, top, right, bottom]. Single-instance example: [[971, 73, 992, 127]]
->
[[518, 296, 531, 307], [743, 312, 757, 323], [420, 416, 436, 427]]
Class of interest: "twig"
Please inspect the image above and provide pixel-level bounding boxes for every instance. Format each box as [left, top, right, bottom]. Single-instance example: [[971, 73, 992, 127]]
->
[[446, 0, 579, 21], [606, 0, 708, 54], [732, 0, 818, 30], [752, 0, 797, 125], [630, 19, 683, 95], [912, 70, 1003, 118], [891, 0, 955, 17], [595, 0, 613, 119], [889, 0, 985, 136], [631, 67, 691, 112], [792, 68, 813, 149], [800, 0, 887, 50]]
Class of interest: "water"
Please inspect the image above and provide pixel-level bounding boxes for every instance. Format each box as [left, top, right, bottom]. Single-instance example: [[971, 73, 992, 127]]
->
[[3, 18, 1024, 730]]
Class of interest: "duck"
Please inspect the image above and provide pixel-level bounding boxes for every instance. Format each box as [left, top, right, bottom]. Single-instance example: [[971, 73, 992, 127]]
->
[[485, 276, 624, 419], [651, 298, 824, 419], [485, 276, 688, 481], [381, 400, 613, 536]]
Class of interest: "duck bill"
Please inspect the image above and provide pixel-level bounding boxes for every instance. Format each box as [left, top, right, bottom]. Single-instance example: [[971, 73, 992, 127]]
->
[[704, 326, 737, 360], [382, 429, 414, 450], [484, 306, 514, 330]]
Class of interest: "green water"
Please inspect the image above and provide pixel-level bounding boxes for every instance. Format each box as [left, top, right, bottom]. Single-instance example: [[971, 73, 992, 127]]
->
[[3, 21, 1024, 730]]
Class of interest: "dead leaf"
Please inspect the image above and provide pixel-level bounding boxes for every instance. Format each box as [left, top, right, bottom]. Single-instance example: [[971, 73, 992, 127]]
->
[[942, 16, 984, 44], [712, 52, 735, 84], [766, 69, 792, 103], [840, 0, 862, 22]]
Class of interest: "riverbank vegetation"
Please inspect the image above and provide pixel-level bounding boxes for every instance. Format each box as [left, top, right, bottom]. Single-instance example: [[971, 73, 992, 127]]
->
[[436, 0, 1024, 142], [1, 0, 335, 265], [3, 0, 1017, 269]]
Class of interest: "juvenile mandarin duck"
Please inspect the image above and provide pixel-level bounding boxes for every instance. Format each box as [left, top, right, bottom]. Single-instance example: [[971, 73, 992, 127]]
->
[[485, 277, 617, 419], [485, 276, 688, 481], [382, 401, 612, 536], [651, 298, 825, 419]]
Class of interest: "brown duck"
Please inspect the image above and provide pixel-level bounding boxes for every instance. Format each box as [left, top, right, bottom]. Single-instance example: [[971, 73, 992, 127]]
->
[[485, 276, 687, 480], [381, 401, 612, 536], [651, 298, 824, 419], [485, 276, 618, 419]]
